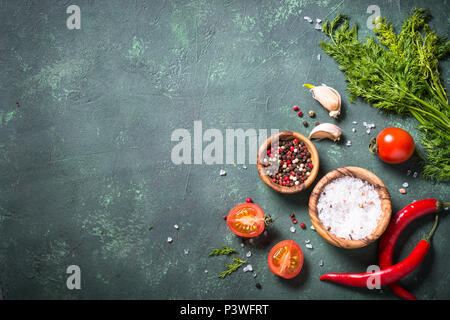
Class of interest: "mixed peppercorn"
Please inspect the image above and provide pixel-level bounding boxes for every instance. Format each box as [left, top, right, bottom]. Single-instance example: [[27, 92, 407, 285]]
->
[[261, 138, 313, 187]]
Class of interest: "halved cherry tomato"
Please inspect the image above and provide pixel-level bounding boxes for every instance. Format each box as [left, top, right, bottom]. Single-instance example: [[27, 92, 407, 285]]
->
[[375, 127, 415, 164], [268, 240, 303, 279], [226, 203, 265, 238]]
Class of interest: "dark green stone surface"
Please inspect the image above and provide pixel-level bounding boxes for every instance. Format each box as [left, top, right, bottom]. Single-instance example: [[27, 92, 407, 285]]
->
[[0, 0, 449, 299]]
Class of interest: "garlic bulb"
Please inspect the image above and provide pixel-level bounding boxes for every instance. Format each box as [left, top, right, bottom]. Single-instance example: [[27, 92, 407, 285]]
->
[[309, 123, 342, 142], [303, 84, 341, 118]]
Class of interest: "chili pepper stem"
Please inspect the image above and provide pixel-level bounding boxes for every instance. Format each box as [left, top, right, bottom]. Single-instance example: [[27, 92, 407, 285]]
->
[[437, 201, 450, 210], [425, 215, 439, 242]]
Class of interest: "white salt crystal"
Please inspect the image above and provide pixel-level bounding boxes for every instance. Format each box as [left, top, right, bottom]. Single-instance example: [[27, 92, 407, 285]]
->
[[352, 128, 356, 133], [314, 23, 322, 31], [167, 237, 173, 243], [346, 140, 352, 147], [204, 269, 208, 274], [240, 243, 245, 247], [290, 226, 296, 233], [174, 224, 179, 230], [316, 18, 322, 23], [317, 176, 382, 240], [305, 243, 313, 249], [219, 169, 227, 176], [305, 239, 311, 244], [310, 225, 315, 231], [184, 249, 189, 255], [363, 121, 368, 127], [413, 172, 418, 178], [402, 182, 409, 188], [319, 260, 324, 267], [304, 16, 313, 23], [253, 272, 257, 278], [242, 165, 248, 170], [246, 251, 252, 258], [366, 128, 371, 134], [243, 264, 253, 272], [317, 54, 321, 61], [352, 121, 358, 125]]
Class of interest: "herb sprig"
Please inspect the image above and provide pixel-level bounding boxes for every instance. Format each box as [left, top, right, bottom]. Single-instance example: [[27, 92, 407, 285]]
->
[[320, 9, 450, 181], [208, 245, 238, 256], [217, 257, 247, 278]]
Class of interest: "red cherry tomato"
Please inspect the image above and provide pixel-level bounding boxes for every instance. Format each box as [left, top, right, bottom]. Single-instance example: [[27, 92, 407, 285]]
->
[[226, 203, 265, 238], [376, 127, 415, 164], [268, 240, 303, 279]]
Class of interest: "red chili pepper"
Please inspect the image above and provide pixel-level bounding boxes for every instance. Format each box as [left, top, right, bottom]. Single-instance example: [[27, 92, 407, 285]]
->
[[320, 216, 439, 287], [378, 199, 449, 300]]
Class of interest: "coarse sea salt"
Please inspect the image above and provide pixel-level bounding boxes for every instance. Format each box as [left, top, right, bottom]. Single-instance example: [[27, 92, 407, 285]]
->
[[317, 176, 382, 240]]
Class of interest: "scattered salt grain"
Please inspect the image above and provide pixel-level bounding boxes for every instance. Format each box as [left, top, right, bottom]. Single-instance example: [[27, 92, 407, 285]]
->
[[242, 165, 248, 170], [305, 239, 311, 244], [290, 226, 296, 233], [413, 171, 418, 178], [305, 243, 313, 249], [174, 224, 179, 230], [314, 23, 322, 31], [219, 169, 227, 176], [253, 272, 257, 278], [310, 225, 315, 231], [241, 243, 245, 247], [184, 249, 189, 255], [402, 182, 409, 188], [366, 129, 371, 134], [246, 251, 252, 258], [243, 264, 253, 272], [352, 121, 358, 125], [204, 270, 208, 274], [316, 18, 322, 23], [445, 206, 449, 211], [319, 260, 324, 267], [346, 140, 352, 147], [304, 16, 313, 23], [167, 237, 173, 243], [352, 128, 356, 133], [317, 176, 382, 240], [317, 54, 321, 61]]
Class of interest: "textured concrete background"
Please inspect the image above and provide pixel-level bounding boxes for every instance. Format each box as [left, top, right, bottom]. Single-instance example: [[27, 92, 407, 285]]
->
[[0, 0, 449, 299]]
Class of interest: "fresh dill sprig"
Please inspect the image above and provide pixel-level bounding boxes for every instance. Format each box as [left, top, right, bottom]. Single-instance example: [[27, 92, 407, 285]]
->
[[208, 245, 238, 256], [217, 257, 247, 278], [320, 8, 450, 181]]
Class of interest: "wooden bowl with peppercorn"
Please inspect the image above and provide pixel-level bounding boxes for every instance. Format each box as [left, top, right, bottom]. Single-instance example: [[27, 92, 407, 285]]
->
[[308, 166, 392, 249], [257, 131, 319, 194]]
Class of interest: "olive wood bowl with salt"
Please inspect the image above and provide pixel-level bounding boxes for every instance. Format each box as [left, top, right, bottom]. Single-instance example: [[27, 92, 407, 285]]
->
[[308, 166, 391, 249], [257, 131, 319, 194]]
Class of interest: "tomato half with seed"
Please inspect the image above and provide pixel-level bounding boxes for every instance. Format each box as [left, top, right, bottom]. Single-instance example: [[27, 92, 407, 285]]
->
[[226, 203, 265, 238], [375, 127, 415, 164], [268, 240, 303, 279]]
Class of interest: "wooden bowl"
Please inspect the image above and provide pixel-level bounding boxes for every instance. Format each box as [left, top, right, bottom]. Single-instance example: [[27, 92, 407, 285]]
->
[[309, 167, 391, 249], [257, 131, 319, 194]]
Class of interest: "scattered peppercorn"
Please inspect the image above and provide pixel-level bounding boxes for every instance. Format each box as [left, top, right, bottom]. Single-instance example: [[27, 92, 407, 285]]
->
[[246, 197, 253, 203], [222, 215, 227, 221], [297, 111, 303, 117], [314, 121, 320, 127], [292, 105, 299, 111], [255, 282, 262, 289], [303, 121, 309, 127], [300, 223, 306, 229], [308, 110, 315, 117]]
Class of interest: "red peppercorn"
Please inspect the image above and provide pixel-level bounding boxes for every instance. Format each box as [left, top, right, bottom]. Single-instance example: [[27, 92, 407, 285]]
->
[[293, 139, 299, 144], [292, 219, 298, 224], [300, 223, 306, 229], [292, 105, 299, 111], [309, 163, 314, 168], [246, 197, 252, 203], [297, 111, 303, 117], [290, 171, 295, 175], [272, 178, 277, 183], [289, 146, 294, 151], [286, 160, 291, 164]]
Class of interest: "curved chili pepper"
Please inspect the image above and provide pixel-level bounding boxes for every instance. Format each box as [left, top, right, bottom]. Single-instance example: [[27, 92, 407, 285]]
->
[[320, 216, 438, 287], [379, 199, 449, 300]]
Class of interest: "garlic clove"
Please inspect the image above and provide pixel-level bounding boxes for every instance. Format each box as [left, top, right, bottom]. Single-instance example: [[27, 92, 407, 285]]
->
[[303, 84, 341, 118], [309, 123, 342, 142]]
